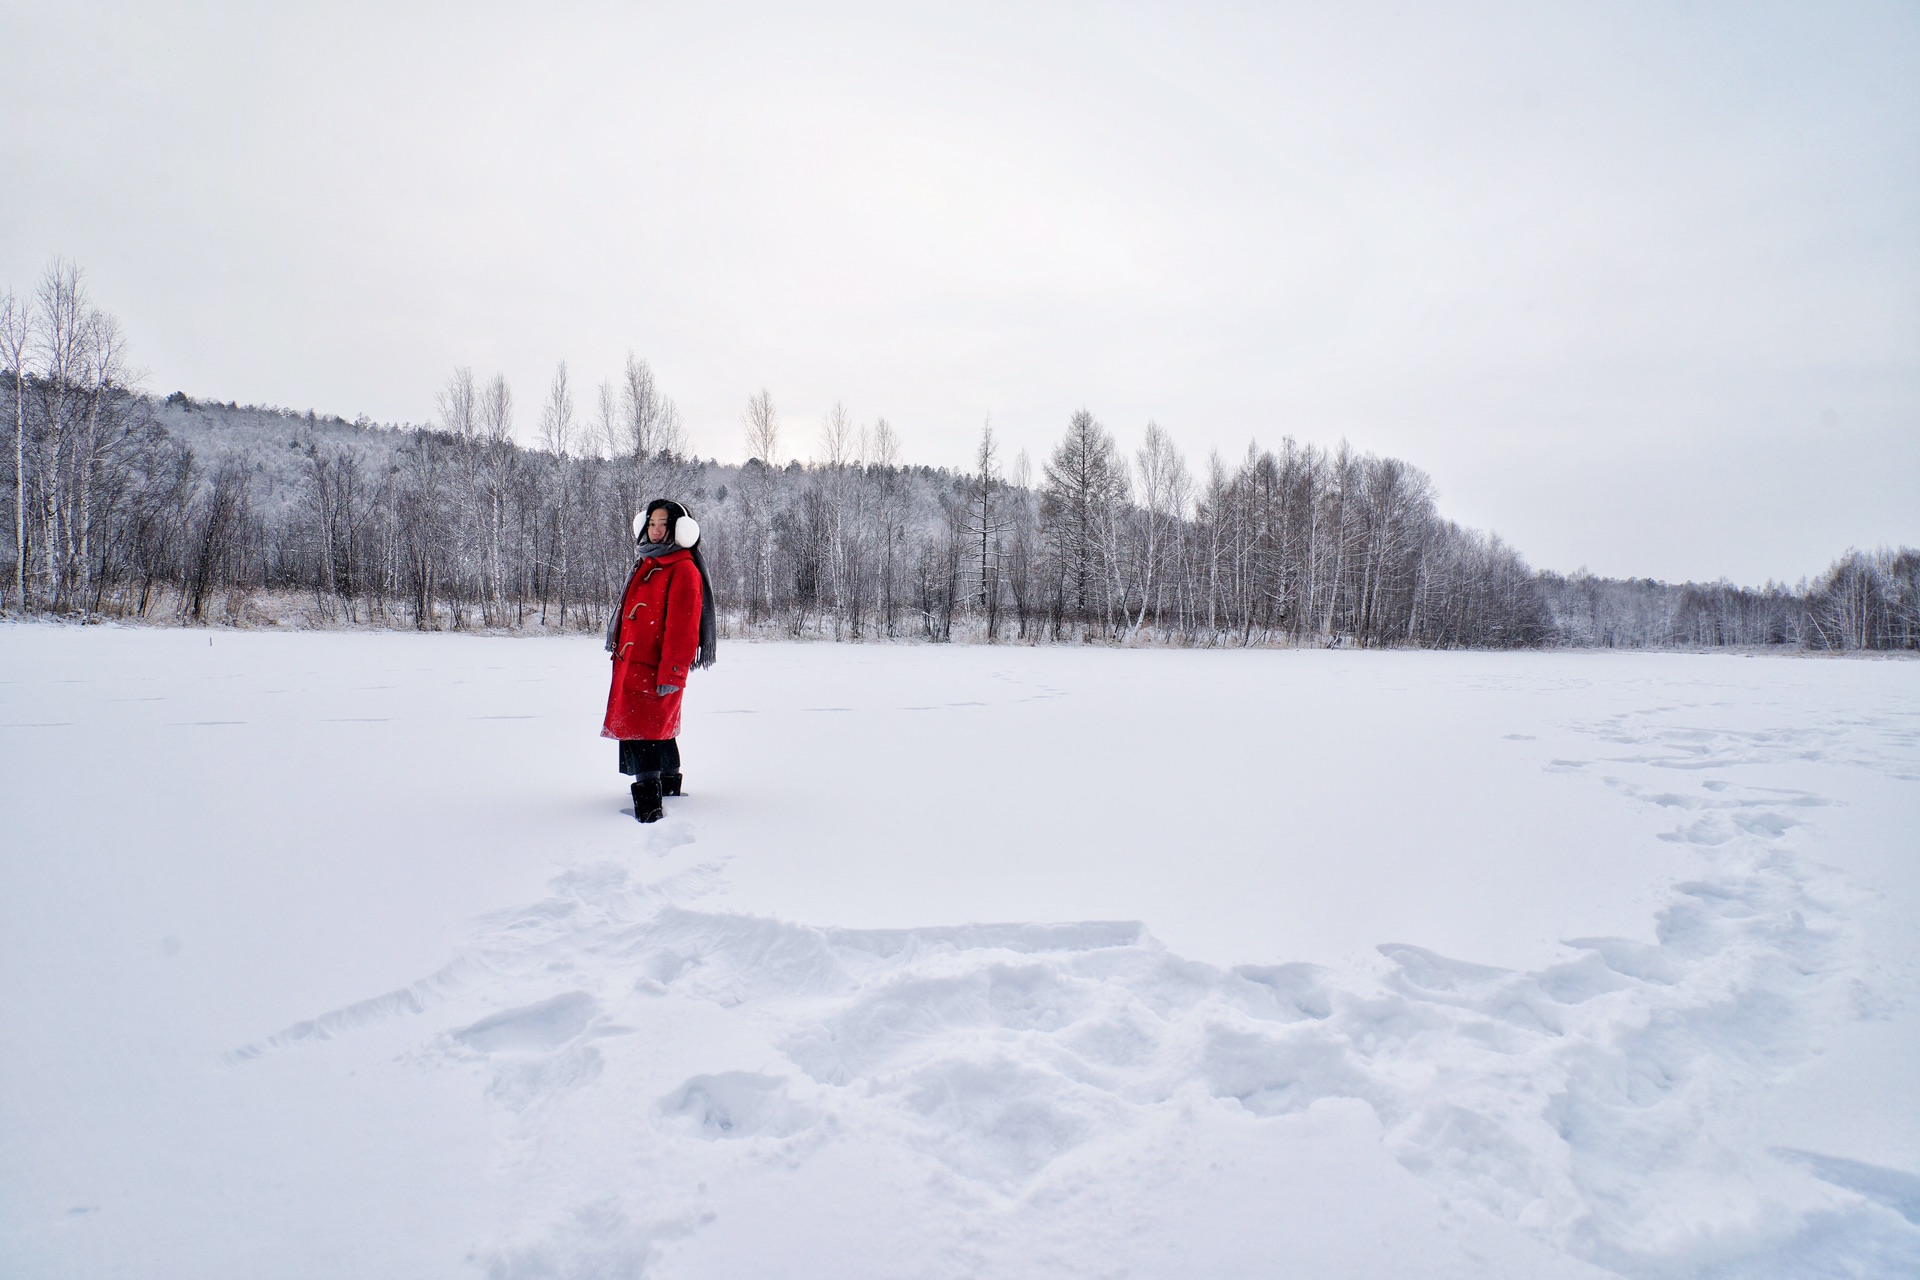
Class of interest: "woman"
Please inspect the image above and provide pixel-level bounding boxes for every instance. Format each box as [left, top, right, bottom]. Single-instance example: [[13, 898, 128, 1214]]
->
[[603, 499, 717, 822]]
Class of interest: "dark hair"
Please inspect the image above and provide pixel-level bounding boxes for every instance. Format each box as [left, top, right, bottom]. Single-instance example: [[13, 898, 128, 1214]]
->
[[641, 498, 688, 543], [641, 497, 718, 668]]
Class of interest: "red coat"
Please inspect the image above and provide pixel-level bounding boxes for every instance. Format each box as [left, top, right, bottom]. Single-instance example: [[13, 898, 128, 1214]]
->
[[603, 549, 703, 741]]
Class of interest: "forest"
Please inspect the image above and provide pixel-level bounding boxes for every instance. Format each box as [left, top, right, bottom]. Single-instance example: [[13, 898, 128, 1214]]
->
[[4, 263, 1916, 651]]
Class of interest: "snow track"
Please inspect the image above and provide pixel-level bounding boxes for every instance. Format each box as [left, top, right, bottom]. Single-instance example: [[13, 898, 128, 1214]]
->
[[227, 701, 1918, 1277]]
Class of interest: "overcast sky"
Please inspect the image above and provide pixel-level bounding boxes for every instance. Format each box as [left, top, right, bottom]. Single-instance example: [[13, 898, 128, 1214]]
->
[[3, 0, 1914, 583]]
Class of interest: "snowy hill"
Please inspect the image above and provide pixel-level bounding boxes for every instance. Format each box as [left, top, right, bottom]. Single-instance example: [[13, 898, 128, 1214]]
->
[[148, 393, 423, 522]]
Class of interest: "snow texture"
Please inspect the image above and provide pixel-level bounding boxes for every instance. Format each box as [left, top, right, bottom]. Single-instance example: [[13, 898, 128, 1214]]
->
[[2, 628, 1917, 1278]]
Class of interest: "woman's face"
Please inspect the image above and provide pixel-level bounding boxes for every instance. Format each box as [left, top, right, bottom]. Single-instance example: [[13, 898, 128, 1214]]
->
[[645, 508, 671, 544]]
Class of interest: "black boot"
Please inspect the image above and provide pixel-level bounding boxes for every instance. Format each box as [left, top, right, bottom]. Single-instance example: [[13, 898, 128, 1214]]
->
[[630, 773, 664, 823], [661, 772, 683, 797]]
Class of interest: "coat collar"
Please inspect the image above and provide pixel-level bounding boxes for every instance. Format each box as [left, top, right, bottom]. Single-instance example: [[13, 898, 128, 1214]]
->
[[635, 545, 691, 569]]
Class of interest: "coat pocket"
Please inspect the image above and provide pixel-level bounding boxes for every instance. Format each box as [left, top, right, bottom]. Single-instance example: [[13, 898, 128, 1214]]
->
[[620, 660, 659, 696]]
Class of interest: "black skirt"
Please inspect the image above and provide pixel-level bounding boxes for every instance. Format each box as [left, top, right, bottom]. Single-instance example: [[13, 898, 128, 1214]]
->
[[618, 737, 680, 776]]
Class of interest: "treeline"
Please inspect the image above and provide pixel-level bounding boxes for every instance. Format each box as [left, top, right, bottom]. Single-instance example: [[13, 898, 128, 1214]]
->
[[2, 262, 1914, 651], [1539, 549, 1920, 652]]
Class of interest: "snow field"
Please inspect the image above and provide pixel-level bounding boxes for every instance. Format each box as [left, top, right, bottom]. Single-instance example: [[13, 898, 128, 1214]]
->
[[2, 627, 1917, 1278]]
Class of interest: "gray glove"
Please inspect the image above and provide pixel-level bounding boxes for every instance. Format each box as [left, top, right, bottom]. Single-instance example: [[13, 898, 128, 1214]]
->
[[657, 683, 679, 695]]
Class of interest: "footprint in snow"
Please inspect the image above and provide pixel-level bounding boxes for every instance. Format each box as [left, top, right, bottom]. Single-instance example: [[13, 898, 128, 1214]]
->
[[643, 818, 698, 859], [449, 991, 608, 1112], [455, 991, 598, 1054], [661, 1072, 818, 1141], [1775, 1149, 1920, 1226]]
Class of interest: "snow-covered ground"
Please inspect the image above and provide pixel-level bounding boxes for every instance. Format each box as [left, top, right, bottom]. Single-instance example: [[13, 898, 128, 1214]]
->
[[2, 626, 1917, 1279]]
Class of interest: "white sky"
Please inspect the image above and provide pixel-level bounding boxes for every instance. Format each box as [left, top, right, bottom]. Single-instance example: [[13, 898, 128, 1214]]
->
[[3, 0, 1915, 583]]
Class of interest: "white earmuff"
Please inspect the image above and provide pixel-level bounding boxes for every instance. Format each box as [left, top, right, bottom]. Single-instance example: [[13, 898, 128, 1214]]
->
[[674, 515, 700, 548], [631, 512, 646, 540]]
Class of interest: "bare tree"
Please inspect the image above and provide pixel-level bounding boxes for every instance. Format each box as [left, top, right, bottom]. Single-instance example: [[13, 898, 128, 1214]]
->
[[1042, 409, 1127, 635], [6, 260, 144, 613], [865, 417, 906, 632], [1001, 448, 1042, 636], [539, 361, 574, 458], [868, 417, 900, 469], [595, 380, 620, 461], [738, 388, 783, 619], [0, 288, 28, 610], [743, 387, 780, 463], [184, 459, 252, 622], [811, 401, 861, 633], [478, 374, 515, 620], [622, 353, 686, 458], [480, 374, 513, 449], [539, 362, 577, 626], [0, 275, 1776, 654], [966, 420, 1010, 638], [31, 260, 90, 605], [436, 366, 481, 622], [396, 429, 455, 628], [437, 366, 478, 439], [1132, 420, 1190, 636], [818, 401, 856, 467], [74, 307, 132, 610]]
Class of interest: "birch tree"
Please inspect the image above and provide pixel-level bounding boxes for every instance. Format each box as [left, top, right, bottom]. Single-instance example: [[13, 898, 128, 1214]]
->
[[31, 261, 91, 605], [1132, 420, 1190, 637], [741, 388, 781, 620], [478, 374, 515, 621], [966, 421, 1009, 638], [0, 289, 28, 609], [539, 362, 577, 626], [814, 401, 859, 633], [868, 417, 905, 633]]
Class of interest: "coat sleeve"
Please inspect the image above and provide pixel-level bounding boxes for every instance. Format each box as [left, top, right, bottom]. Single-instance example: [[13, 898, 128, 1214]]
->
[[659, 561, 703, 680]]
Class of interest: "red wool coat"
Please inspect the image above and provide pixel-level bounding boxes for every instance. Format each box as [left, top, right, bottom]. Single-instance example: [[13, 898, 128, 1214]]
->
[[603, 549, 703, 741]]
